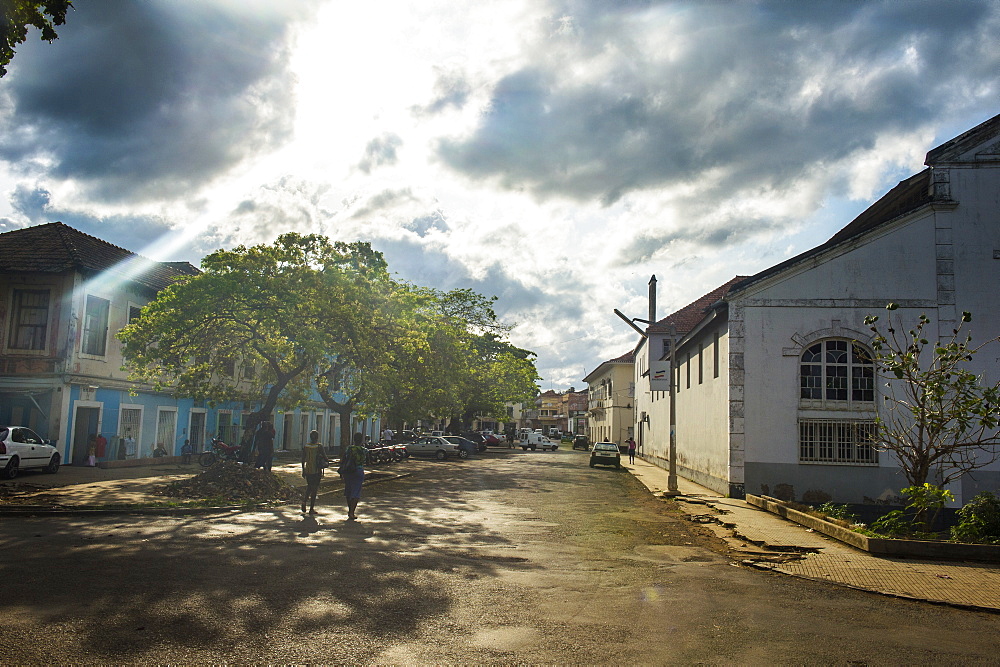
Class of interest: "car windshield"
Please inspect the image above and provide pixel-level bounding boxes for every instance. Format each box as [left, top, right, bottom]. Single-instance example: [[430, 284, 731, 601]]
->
[[594, 443, 618, 451]]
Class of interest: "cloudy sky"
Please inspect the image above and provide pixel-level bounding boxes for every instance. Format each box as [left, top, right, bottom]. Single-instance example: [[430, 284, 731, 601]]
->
[[1, 0, 998, 390]]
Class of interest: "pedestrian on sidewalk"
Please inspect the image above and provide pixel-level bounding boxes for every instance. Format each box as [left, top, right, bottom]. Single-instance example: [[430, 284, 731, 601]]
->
[[339, 432, 367, 521], [627, 437, 637, 464], [181, 439, 193, 464], [301, 430, 328, 514]]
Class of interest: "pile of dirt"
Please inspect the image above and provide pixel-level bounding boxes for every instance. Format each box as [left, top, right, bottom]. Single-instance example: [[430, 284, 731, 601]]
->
[[157, 462, 298, 503]]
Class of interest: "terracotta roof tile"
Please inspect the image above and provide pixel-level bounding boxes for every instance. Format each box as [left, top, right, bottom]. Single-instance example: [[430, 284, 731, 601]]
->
[[0, 222, 198, 292], [647, 276, 748, 335]]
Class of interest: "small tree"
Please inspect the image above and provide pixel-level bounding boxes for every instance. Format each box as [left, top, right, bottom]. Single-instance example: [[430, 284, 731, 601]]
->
[[865, 304, 1000, 495]]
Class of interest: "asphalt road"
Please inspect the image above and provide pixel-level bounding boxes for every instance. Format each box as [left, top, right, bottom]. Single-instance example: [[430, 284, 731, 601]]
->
[[2, 448, 1000, 664]]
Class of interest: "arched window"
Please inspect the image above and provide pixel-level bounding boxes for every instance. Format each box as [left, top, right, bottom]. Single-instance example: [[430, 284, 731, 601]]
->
[[798, 338, 877, 465], [800, 339, 874, 408]]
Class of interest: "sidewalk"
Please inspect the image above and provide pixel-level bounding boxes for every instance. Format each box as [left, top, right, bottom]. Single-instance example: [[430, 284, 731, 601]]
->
[[0, 458, 378, 511], [628, 456, 1000, 612]]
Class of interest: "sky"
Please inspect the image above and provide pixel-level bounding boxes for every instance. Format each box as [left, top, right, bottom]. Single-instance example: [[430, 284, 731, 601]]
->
[[1, 0, 998, 391]]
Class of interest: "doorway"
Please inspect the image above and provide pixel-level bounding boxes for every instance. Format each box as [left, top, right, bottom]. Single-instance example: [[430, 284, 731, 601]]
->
[[72, 406, 100, 465]]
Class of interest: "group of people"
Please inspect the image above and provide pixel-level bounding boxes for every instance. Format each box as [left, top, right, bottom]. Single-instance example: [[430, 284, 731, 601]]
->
[[300, 430, 366, 520]]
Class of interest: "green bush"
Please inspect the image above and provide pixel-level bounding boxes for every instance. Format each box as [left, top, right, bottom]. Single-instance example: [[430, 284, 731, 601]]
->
[[951, 492, 1000, 544], [870, 510, 913, 537], [817, 502, 857, 522]]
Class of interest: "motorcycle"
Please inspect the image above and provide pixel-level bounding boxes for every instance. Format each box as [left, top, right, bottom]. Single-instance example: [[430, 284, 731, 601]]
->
[[198, 437, 241, 467]]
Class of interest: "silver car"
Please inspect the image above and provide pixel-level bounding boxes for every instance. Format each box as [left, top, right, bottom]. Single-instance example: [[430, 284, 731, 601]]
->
[[0, 426, 60, 479], [409, 436, 466, 460]]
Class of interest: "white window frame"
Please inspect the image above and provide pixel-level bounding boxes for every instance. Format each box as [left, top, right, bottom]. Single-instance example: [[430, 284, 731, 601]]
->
[[155, 407, 178, 457], [80, 294, 111, 357], [799, 339, 875, 411]]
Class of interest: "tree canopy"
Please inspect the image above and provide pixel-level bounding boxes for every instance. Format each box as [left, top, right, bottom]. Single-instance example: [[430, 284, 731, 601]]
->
[[1, 1, 72, 76], [120, 232, 539, 448]]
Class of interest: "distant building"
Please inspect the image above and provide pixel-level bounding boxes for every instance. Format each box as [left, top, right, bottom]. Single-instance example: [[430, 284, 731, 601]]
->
[[583, 351, 634, 445]]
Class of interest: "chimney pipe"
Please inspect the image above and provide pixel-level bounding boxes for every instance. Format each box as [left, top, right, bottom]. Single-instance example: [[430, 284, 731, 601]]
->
[[648, 275, 657, 324]]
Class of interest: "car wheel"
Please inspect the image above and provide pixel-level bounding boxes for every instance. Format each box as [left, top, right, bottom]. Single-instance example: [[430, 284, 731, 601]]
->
[[435, 449, 447, 460], [458, 449, 469, 459], [552, 445, 558, 450], [3, 457, 19, 480], [530, 446, 536, 451], [522, 447, 528, 451], [44, 454, 60, 473]]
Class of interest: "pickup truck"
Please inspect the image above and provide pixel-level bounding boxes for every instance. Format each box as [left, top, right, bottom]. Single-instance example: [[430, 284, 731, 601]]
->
[[521, 431, 559, 452]]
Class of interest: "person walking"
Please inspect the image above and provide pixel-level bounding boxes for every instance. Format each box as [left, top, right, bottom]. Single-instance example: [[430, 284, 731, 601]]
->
[[340, 432, 367, 521], [301, 430, 328, 514], [627, 437, 637, 464], [254, 420, 276, 471]]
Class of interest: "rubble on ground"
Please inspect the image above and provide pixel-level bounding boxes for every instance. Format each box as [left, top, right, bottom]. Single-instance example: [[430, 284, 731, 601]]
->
[[156, 461, 298, 503]]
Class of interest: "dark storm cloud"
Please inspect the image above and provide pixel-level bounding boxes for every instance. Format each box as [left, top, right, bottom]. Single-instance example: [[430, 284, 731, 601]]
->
[[0, 1, 317, 202], [437, 1, 999, 205], [372, 233, 585, 325], [10, 185, 175, 253], [357, 133, 403, 174]]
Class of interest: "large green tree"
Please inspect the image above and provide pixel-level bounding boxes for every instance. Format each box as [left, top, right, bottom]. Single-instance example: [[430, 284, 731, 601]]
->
[[865, 304, 1000, 490], [1, 1, 72, 76], [120, 233, 389, 445]]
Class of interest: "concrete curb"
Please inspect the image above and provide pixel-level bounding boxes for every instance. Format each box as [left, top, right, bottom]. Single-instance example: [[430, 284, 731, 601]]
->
[[748, 494, 1000, 563], [0, 471, 412, 517]]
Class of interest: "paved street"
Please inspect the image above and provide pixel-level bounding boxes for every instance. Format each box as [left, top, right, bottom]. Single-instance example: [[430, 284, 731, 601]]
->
[[3, 448, 1000, 664]]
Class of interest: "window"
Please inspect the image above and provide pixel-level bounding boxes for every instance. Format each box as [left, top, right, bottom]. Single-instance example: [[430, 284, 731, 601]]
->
[[8, 289, 50, 350], [698, 344, 703, 384], [799, 420, 878, 464], [128, 305, 142, 323], [713, 331, 720, 378], [800, 339, 874, 407], [685, 353, 691, 389], [81, 295, 110, 356]]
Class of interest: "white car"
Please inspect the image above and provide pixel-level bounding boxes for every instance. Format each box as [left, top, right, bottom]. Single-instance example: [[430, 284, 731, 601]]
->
[[0, 426, 60, 479], [409, 436, 467, 460]]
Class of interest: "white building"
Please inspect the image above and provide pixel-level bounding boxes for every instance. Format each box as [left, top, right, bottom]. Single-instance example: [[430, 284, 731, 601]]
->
[[583, 351, 635, 445], [633, 112, 1000, 505]]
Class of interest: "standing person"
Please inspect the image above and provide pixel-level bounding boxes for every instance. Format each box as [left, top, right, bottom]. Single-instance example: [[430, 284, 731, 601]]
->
[[340, 432, 367, 521], [254, 420, 277, 471], [301, 430, 328, 514], [181, 439, 193, 464], [381, 426, 393, 444], [627, 437, 637, 464]]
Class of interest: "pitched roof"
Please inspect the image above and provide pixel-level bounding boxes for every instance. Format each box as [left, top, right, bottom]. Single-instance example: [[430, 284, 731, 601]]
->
[[583, 349, 634, 383], [728, 112, 1000, 297], [647, 276, 748, 335], [0, 222, 198, 292]]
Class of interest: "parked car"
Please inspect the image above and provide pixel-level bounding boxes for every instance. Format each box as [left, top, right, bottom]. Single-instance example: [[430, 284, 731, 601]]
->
[[589, 442, 621, 468], [408, 436, 466, 460], [572, 434, 590, 450], [443, 435, 480, 456], [0, 426, 60, 479], [484, 433, 500, 448], [521, 431, 559, 451]]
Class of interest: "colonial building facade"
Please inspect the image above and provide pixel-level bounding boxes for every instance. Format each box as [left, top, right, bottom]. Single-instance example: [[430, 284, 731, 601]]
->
[[583, 351, 634, 445], [633, 112, 1000, 505]]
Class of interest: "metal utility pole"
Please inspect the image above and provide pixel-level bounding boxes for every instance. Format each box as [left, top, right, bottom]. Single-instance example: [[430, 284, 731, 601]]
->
[[666, 323, 679, 496]]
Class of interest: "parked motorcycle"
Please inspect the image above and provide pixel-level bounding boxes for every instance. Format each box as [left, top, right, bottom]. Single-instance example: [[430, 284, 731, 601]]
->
[[198, 437, 241, 467]]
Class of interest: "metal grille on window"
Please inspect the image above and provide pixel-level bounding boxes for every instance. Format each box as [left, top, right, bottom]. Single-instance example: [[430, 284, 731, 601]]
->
[[799, 420, 878, 464], [189, 412, 206, 451]]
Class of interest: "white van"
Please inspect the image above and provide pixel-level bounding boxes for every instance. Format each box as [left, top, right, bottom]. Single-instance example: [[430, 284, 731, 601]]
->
[[521, 431, 559, 451]]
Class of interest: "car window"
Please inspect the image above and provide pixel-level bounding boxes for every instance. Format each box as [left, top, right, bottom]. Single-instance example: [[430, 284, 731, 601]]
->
[[594, 443, 618, 451], [0, 427, 7, 441], [12, 428, 26, 443], [22, 429, 43, 444]]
